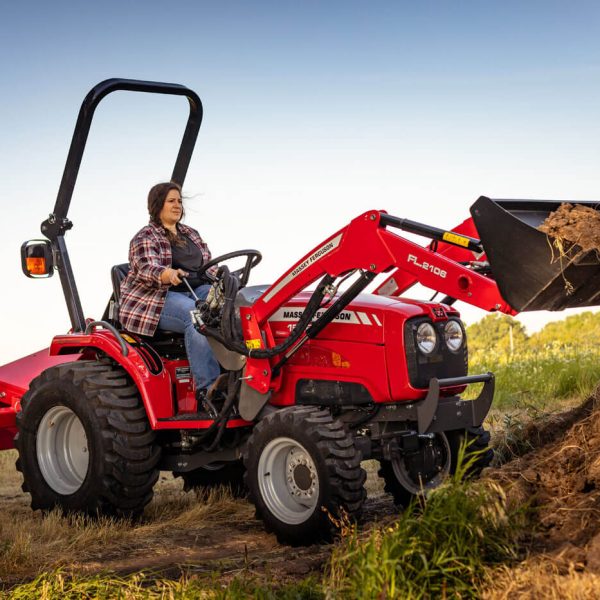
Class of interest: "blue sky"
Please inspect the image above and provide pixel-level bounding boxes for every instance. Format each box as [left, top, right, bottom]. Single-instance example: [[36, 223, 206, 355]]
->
[[2, 1, 600, 363]]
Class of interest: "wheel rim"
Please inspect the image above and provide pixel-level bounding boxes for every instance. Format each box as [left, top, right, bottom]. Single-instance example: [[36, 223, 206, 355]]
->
[[392, 433, 451, 495], [36, 406, 89, 495], [257, 437, 319, 525]]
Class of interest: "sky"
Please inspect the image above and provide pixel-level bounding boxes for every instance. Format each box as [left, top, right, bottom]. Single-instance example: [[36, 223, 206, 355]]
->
[[1, 0, 600, 365]]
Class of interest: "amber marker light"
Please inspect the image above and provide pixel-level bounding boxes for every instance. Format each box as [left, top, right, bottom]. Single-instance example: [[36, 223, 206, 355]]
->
[[26, 257, 47, 275], [21, 240, 54, 279]]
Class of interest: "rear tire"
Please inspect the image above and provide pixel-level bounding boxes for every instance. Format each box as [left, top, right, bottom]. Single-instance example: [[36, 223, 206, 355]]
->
[[15, 360, 160, 518], [243, 406, 366, 545], [174, 460, 247, 497]]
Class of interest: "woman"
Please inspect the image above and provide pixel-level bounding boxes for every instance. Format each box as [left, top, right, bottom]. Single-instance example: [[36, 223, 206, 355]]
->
[[119, 182, 220, 405]]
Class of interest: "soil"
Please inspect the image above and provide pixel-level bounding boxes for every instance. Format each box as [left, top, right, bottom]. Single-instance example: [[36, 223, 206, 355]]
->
[[538, 202, 600, 253], [487, 390, 600, 572]]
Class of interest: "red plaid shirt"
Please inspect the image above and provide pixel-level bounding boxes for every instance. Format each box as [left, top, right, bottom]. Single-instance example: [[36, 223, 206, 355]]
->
[[119, 221, 212, 336]]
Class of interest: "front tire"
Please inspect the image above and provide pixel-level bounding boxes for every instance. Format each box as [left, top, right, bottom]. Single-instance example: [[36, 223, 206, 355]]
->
[[243, 406, 366, 545], [379, 432, 452, 506], [447, 426, 494, 476], [15, 360, 160, 518]]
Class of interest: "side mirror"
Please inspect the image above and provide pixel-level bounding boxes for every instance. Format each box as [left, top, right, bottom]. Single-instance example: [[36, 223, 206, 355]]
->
[[21, 240, 54, 278]]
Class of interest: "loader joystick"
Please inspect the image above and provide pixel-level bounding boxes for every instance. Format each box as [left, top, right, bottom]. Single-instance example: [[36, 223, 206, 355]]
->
[[197, 249, 262, 288]]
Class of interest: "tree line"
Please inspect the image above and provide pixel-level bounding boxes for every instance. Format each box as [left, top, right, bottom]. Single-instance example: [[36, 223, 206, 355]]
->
[[465, 310, 600, 356]]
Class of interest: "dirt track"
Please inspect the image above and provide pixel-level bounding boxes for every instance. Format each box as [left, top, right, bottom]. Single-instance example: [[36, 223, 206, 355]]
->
[[0, 456, 393, 587]]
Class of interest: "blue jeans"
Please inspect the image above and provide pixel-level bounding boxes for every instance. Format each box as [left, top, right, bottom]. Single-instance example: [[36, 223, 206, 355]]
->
[[158, 284, 220, 390]]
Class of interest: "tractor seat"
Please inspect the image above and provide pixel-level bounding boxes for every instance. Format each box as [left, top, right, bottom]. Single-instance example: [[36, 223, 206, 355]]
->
[[107, 263, 182, 344]]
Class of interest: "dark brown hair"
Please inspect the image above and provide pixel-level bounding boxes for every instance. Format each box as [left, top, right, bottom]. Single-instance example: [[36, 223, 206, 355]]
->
[[147, 182, 186, 245]]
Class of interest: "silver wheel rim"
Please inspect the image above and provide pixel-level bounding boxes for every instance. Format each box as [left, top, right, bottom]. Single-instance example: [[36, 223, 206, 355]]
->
[[36, 406, 89, 495], [257, 437, 319, 525], [392, 433, 451, 495]]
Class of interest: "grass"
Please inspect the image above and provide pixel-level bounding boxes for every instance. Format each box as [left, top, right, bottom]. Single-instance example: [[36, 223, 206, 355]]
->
[[470, 345, 600, 411], [3, 571, 323, 599], [326, 445, 523, 600], [482, 561, 600, 599], [1, 444, 528, 599], [4, 454, 524, 599], [0, 466, 253, 584]]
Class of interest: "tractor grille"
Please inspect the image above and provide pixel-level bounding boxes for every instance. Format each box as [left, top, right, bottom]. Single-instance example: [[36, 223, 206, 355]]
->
[[404, 316, 468, 389]]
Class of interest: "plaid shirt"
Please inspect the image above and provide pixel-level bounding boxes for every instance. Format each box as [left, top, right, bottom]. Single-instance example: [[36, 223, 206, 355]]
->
[[119, 221, 212, 336]]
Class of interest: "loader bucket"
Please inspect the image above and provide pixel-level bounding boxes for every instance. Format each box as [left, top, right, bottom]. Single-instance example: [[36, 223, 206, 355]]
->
[[470, 196, 600, 312]]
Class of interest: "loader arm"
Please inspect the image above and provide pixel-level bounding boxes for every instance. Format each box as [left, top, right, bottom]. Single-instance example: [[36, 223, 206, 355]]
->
[[373, 216, 484, 298], [241, 209, 514, 395]]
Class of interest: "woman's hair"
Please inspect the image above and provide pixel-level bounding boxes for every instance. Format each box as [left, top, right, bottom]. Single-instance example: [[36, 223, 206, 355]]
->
[[147, 182, 186, 245]]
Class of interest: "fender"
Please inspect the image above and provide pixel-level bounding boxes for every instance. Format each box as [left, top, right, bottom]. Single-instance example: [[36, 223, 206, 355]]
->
[[49, 330, 173, 426]]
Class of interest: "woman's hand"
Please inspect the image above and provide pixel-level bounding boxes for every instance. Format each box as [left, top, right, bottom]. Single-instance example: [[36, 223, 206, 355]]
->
[[160, 267, 188, 286]]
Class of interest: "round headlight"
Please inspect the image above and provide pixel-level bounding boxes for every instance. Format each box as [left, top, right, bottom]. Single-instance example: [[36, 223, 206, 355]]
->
[[416, 322, 437, 354], [444, 320, 464, 352]]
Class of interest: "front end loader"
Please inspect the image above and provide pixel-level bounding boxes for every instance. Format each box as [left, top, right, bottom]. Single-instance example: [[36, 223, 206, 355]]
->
[[2, 78, 598, 545]]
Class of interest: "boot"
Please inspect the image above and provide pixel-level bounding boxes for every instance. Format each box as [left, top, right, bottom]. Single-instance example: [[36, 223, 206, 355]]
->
[[206, 373, 228, 402], [195, 388, 218, 419]]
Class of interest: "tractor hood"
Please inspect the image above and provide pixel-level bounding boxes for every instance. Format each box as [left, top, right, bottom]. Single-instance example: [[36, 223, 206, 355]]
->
[[268, 292, 455, 345]]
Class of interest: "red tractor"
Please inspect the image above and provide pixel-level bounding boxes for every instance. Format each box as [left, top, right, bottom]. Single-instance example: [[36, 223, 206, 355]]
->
[[2, 79, 596, 545]]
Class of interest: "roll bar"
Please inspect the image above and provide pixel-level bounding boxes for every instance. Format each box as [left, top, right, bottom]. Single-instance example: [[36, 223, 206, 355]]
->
[[39, 78, 203, 332]]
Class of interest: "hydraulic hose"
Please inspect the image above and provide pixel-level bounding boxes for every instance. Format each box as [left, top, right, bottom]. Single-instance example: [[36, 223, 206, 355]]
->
[[189, 371, 241, 447], [204, 373, 242, 451]]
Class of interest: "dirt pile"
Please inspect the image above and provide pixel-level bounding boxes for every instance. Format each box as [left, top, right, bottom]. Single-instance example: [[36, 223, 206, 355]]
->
[[489, 391, 600, 571], [538, 203, 600, 253]]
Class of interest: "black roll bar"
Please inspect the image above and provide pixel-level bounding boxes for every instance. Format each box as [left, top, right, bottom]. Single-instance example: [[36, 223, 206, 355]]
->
[[40, 78, 203, 332]]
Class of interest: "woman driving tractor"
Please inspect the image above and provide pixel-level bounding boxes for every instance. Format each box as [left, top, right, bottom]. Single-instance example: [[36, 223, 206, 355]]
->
[[119, 182, 220, 408]]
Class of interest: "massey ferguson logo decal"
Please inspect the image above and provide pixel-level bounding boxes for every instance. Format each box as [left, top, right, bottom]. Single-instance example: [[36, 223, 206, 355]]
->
[[262, 233, 344, 303], [269, 307, 382, 327], [290, 241, 336, 278], [407, 254, 447, 278]]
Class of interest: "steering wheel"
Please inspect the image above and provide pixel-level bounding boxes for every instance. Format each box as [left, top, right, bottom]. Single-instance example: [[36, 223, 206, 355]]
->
[[196, 249, 262, 288]]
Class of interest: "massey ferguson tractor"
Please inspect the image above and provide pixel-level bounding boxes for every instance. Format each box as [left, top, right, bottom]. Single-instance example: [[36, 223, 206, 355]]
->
[[1, 78, 597, 545]]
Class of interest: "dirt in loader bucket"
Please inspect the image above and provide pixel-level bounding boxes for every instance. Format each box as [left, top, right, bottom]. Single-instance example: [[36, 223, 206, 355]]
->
[[470, 196, 600, 311], [538, 203, 600, 255]]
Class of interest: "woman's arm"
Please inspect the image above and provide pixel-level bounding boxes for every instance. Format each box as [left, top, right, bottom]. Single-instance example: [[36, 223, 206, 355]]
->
[[129, 231, 171, 289]]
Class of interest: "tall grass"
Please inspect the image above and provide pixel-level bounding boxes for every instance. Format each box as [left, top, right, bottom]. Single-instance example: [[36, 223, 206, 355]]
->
[[326, 447, 523, 599], [470, 345, 600, 410]]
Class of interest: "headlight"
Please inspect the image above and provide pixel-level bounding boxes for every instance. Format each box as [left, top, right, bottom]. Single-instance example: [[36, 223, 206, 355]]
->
[[444, 320, 464, 352], [416, 322, 437, 354]]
